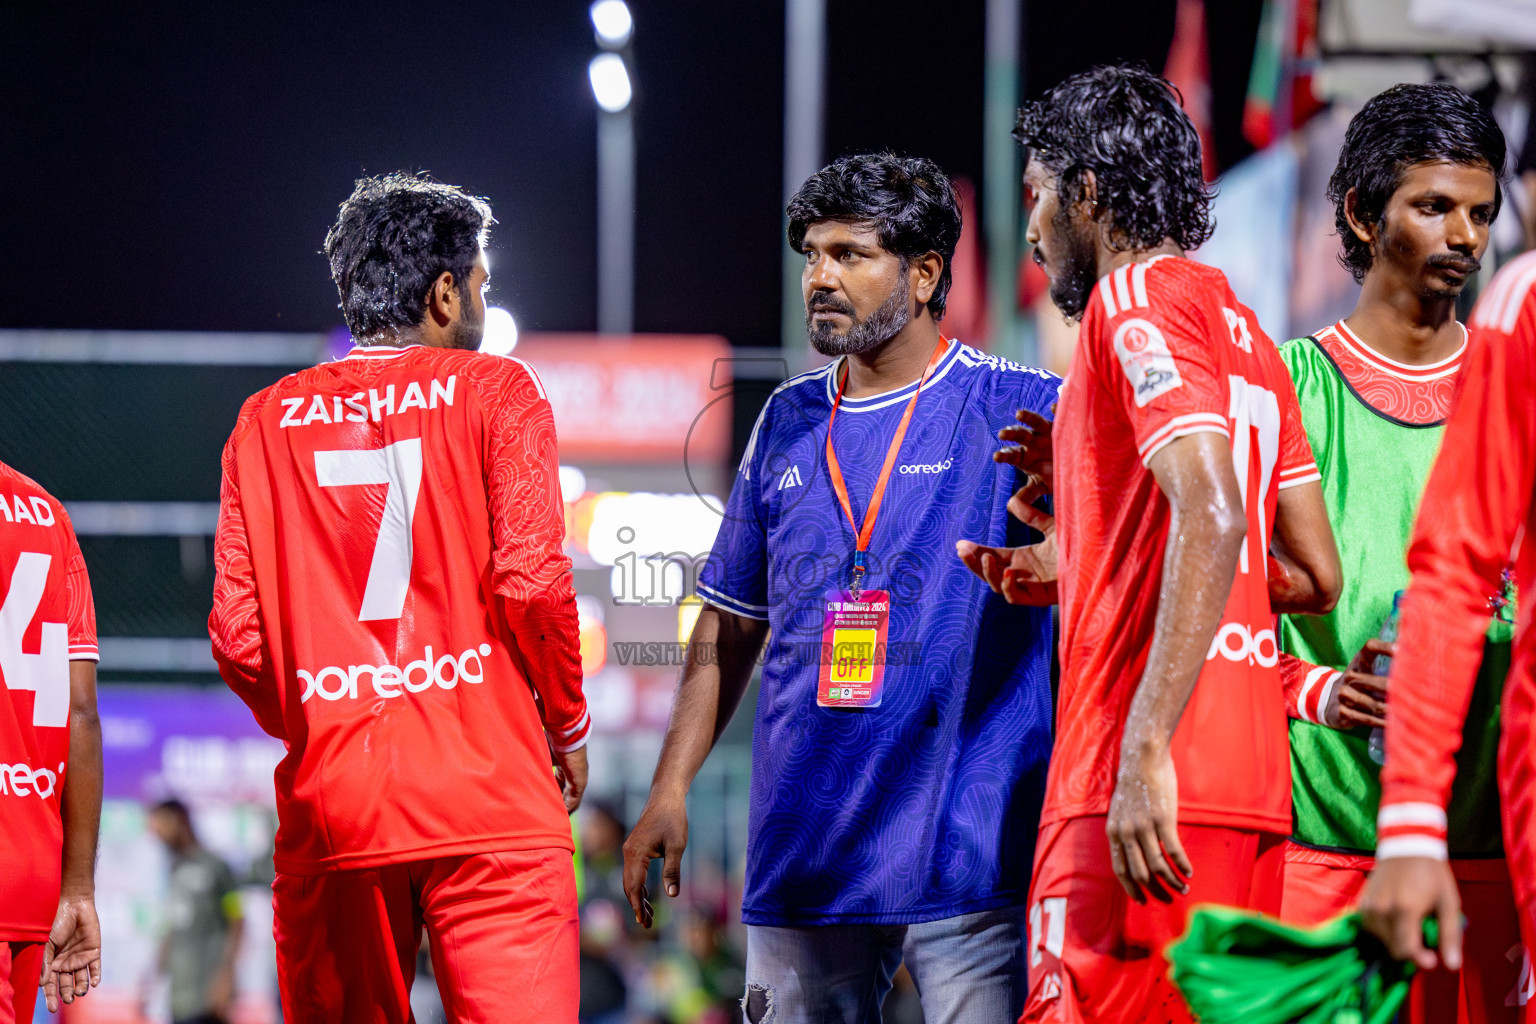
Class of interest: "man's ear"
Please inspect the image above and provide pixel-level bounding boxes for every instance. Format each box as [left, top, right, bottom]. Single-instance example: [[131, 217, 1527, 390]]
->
[[424, 270, 456, 327], [912, 252, 944, 307], [1342, 188, 1377, 247], [1078, 169, 1101, 220]]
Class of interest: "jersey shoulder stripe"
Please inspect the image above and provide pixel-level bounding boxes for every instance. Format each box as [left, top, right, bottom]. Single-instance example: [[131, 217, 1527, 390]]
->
[[953, 344, 1059, 383], [739, 362, 837, 476], [1473, 249, 1536, 334]]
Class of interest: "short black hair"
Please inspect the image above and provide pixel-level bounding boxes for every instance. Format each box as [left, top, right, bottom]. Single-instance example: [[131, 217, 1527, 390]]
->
[[151, 798, 190, 820], [323, 172, 494, 338], [1014, 63, 1215, 252], [786, 153, 962, 320], [1330, 83, 1507, 282]]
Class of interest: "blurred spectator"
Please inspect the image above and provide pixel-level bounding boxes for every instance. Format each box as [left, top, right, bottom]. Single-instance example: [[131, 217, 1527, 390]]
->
[[680, 906, 744, 1011], [580, 898, 628, 1023], [581, 802, 629, 907], [146, 800, 243, 1024]]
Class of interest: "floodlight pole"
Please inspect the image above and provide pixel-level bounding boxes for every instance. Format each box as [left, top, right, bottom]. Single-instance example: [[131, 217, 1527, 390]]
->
[[597, 105, 635, 335], [781, 0, 825, 367], [984, 0, 1025, 361]]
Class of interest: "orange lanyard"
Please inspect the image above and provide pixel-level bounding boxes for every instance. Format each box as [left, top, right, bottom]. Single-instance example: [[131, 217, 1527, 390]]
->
[[824, 337, 948, 593]]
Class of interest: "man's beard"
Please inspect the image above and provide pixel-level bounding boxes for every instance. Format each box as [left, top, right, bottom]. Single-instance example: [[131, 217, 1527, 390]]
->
[[447, 300, 485, 351], [806, 275, 912, 357], [1045, 205, 1101, 321]]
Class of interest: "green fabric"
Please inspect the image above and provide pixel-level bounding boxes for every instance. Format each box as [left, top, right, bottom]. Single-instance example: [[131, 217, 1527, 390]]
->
[[1168, 907, 1430, 1024], [1279, 337, 1506, 856]]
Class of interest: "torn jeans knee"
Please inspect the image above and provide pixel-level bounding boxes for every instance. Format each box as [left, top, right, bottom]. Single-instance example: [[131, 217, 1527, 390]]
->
[[743, 982, 775, 1023]]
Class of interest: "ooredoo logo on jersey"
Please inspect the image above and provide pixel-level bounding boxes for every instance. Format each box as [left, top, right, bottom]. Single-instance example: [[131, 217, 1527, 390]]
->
[[299, 642, 493, 703]]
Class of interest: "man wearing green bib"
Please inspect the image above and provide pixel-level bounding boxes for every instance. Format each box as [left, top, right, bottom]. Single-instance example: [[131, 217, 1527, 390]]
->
[[1276, 83, 1521, 1023]]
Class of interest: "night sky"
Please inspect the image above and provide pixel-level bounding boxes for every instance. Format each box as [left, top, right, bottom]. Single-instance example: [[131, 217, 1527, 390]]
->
[[3, 1, 1260, 349]]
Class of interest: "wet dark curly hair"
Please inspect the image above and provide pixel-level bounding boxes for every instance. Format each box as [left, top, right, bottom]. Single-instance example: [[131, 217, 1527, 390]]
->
[[1329, 83, 1506, 283], [1014, 63, 1214, 252], [787, 152, 962, 319], [324, 172, 494, 339]]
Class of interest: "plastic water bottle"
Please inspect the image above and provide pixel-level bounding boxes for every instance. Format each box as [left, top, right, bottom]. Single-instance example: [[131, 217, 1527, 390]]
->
[[1367, 592, 1403, 765]]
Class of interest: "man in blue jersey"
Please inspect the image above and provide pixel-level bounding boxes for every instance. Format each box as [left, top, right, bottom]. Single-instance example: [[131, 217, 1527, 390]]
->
[[622, 152, 1060, 1023]]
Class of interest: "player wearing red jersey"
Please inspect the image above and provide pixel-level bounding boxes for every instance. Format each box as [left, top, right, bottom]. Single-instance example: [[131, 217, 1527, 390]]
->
[[209, 174, 588, 1023], [0, 461, 103, 1020], [1360, 248, 1536, 1006], [991, 66, 1342, 1024]]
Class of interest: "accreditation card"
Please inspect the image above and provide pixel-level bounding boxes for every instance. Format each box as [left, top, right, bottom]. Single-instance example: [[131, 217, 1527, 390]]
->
[[817, 589, 891, 708]]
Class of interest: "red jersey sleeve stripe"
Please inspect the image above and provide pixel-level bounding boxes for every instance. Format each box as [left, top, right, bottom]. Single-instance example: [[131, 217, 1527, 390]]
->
[[1136, 413, 1231, 465], [1096, 276, 1119, 318], [1295, 666, 1340, 724], [1377, 802, 1447, 831], [1376, 802, 1449, 860], [1376, 835, 1449, 861], [1278, 467, 1322, 489]]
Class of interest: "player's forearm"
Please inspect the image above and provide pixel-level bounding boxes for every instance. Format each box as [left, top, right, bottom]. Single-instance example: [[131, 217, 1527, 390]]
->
[[649, 605, 766, 798], [1279, 651, 1343, 725], [1268, 481, 1341, 615], [1266, 548, 1337, 614], [1123, 501, 1246, 758], [60, 661, 102, 898], [503, 603, 589, 748]]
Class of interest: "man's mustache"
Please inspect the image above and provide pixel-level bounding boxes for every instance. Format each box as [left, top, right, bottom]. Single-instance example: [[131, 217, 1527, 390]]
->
[[808, 294, 856, 316], [1427, 252, 1481, 274]]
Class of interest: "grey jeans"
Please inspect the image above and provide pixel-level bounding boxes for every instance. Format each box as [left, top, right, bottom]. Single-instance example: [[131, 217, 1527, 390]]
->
[[742, 905, 1027, 1024]]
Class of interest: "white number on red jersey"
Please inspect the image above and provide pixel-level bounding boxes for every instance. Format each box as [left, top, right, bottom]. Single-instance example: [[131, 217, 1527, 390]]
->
[[1029, 897, 1067, 967], [314, 438, 424, 622], [0, 552, 69, 727], [1226, 376, 1280, 575]]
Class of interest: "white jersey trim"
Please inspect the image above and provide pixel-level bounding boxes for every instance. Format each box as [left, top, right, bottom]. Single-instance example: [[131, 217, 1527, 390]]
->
[[1136, 413, 1230, 464], [1277, 466, 1322, 489], [821, 339, 964, 413], [697, 582, 770, 621], [342, 344, 418, 361], [1296, 666, 1340, 724], [1376, 835, 1449, 861], [1378, 802, 1448, 831]]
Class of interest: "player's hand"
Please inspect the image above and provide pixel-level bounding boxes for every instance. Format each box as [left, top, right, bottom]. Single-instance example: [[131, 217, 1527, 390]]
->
[[621, 788, 689, 929], [41, 893, 102, 1012], [955, 537, 1059, 605], [995, 407, 1055, 490], [1106, 744, 1192, 905], [956, 481, 1058, 605], [1323, 639, 1392, 731], [552, 744, 589, 814], [1360, 856, 1462, 971]]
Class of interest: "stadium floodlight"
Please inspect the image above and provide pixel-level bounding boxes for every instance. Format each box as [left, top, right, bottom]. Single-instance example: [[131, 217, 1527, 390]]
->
[[590, 0, 634, 48], [588, 53, 632, 113], [479, 306, 519, 356]]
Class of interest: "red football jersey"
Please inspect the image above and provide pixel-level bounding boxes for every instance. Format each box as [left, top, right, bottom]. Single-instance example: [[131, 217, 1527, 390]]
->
[[1047, 256, 1318, 833], [1377, 249, 1536, 870], [0, 461, 98, 940], [210, 344, 588, 875]]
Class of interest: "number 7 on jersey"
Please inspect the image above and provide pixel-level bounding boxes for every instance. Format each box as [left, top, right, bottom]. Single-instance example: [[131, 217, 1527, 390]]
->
[[314, 438, 424, 622]]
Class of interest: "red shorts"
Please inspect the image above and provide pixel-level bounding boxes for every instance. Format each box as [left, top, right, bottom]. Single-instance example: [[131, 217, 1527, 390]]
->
[[0, 942, 42, 1024], [274, 848, 578, 1024], [1021, 815, 1284, 1024], [1281, 841, 1527, 1024]]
